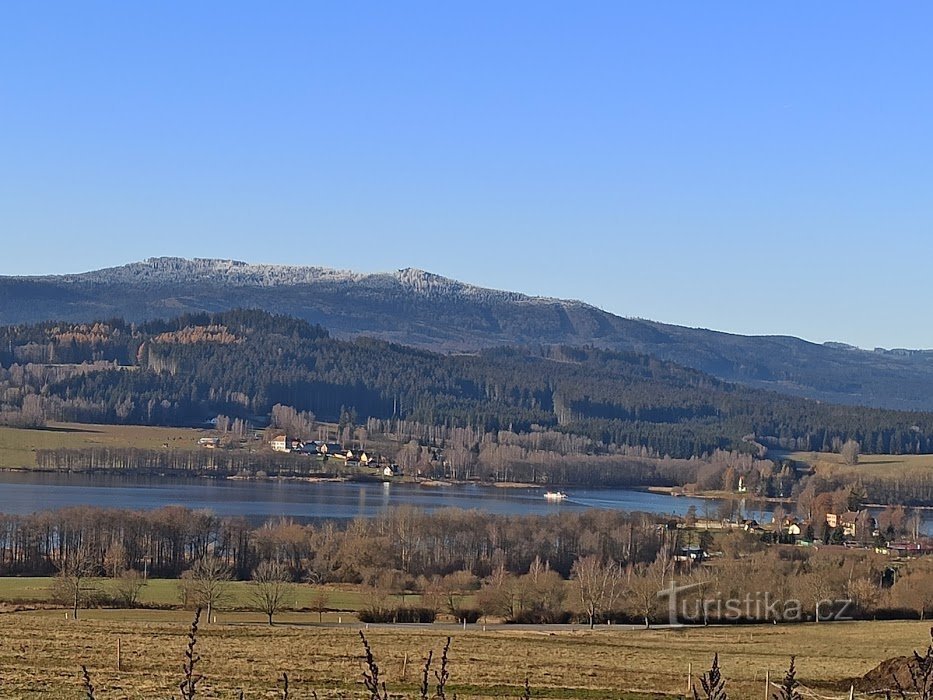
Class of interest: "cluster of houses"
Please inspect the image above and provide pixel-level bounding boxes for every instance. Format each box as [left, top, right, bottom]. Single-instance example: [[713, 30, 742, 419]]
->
[[270, 434, 363, 461], [773, 511, 930, 556], [768, 510, 876, 541], [681, 508, 929, 560], [268, 435, 400, 475]]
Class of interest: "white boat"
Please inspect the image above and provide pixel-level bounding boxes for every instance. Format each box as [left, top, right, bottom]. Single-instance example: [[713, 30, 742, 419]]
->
[[543, 491, 568, 501]]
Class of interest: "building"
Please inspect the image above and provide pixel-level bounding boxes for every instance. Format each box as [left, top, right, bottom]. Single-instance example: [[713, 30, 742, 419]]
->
[[270, 435, 289, 453], [675, 546, 707, 562], [318, 442, 344, 456], [826, 510, 875, 538]]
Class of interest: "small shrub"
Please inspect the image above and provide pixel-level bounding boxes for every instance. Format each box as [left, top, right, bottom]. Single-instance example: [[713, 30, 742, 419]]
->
[[693, 653, 727, 700], [508, 609, 575, 625], [451, 607, 481, 623], [358, 606, 437, 623]]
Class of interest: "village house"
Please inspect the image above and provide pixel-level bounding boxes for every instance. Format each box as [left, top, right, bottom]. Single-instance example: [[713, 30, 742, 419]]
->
[[317, 442, 345, 458], [826, 510, 875, 538], [675, 546, 707, 562], [198, 437, 220, 448], [270, 434, 290, 453]]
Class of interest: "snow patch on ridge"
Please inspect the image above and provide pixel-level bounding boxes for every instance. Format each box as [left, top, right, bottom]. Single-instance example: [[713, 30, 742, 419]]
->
[[20, 257, 592, 307]]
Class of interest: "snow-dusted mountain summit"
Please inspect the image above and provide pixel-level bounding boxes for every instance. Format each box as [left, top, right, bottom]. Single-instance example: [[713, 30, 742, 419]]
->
[[4, 257, 933, 411], [48, 257, 566, 305]]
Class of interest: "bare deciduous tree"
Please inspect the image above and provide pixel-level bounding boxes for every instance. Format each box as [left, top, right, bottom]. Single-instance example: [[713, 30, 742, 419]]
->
[[181, 555, 231, 622], [52, 545, 98, 620], [111, 569, 147, 608], [571, 555, 624, 629], [840, 439, 860, 466], [626, 561, 665, 629], [250, 560, 293, 625], [309, 587, 330, 623]]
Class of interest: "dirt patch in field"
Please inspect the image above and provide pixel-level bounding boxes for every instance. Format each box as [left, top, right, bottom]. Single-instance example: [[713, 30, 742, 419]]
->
[[856, 655, 916, 693]]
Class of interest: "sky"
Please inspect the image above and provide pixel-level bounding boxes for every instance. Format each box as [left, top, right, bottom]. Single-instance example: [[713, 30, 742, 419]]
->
[[2, 2, 932, 349]]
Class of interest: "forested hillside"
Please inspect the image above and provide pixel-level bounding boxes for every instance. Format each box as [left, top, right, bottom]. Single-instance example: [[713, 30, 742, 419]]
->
[[2, 310, 933, 460], [4, 257, 933, 411]]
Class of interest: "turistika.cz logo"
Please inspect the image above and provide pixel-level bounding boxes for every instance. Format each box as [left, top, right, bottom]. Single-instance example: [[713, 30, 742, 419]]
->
[[657, 580, 855, 625]]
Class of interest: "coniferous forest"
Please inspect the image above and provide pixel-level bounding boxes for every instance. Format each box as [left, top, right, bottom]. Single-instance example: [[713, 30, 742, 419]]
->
[[2, 309, 933, 461]]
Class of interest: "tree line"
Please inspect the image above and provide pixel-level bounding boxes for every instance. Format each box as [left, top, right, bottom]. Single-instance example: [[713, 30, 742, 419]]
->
[[6, 504, 931, 626], [0, 505, 668, 581]]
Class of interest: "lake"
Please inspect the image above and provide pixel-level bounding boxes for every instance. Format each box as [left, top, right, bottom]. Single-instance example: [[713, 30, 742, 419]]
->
[[0, 472, 928, 534], [0, 471, 746, 522]]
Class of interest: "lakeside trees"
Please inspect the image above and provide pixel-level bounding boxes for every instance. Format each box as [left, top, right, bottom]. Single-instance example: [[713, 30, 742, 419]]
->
[[0, 503, 926, 624], [0, 505, 669, 581], [0, 508, 933, 626]]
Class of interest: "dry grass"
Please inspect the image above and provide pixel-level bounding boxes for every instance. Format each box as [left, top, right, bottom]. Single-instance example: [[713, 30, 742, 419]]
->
[[0, 422, 208, 468], [0, 611, 928, 699], [788, 451, 933, 479], [0, 578, 370, 612]]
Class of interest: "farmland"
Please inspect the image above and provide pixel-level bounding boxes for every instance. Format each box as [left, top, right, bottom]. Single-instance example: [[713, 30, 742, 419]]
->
[[0, 422, 205, 469], [0, 611, 927, 699], [0, 577, 372, 613], [788, 450, 933, 482]]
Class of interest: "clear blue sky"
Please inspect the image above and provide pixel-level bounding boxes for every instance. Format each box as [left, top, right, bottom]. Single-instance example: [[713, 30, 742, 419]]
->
[[2, 2, 931, 349]]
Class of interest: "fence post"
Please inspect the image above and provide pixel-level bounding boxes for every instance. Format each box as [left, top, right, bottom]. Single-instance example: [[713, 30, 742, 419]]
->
[[765, 669, 770, 700]]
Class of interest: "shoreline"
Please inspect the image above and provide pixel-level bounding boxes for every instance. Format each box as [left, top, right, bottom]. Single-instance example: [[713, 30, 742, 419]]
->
[[1, 467, 930, 511], [646, 485, 795, 505]]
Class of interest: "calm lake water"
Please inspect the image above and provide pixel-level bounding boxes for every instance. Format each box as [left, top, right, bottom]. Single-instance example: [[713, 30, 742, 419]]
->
[[0, 471, 743, 522], [0, 472, 928, 533]]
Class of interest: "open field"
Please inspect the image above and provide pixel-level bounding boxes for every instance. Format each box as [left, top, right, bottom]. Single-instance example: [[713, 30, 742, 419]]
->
[[0, 611, 927, 699], [0, 422, 207, 468], [788, 450, 933, 479], [0, 578, 372, 612]]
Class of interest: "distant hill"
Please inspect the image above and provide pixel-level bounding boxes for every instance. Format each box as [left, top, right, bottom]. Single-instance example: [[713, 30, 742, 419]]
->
[[3, 309, 933, 460], [2, 257, 932, 410]]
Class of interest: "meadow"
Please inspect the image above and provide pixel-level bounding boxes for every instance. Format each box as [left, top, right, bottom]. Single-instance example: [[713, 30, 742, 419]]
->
[[0, 422, 205, 468], [0, 577, 371, 614], [0, 609, 927, 699], [789, 450, 933, 480]]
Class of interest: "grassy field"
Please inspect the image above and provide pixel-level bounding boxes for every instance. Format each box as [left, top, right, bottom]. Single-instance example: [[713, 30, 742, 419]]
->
[[0, 577, 372, 612], [0, 611, 927, 699], [0, 422, 207, 468], [788, 450, 933, 479]]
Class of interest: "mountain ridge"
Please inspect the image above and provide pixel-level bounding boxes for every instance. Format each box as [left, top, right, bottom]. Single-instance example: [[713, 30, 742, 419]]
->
[[3, 257, 933, 411]]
